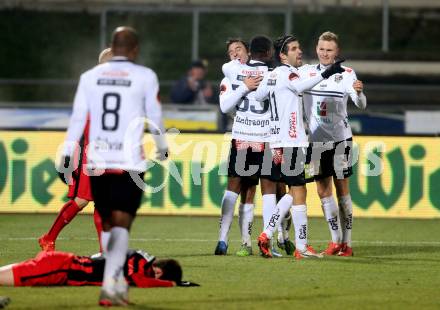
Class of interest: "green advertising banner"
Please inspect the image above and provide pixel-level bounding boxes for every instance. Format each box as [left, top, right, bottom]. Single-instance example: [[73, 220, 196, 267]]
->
[[0, 131, 439, 218]]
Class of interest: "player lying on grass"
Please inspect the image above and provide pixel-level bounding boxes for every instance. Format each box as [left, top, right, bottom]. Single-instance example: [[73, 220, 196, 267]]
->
[[0, 249, 198, 288]]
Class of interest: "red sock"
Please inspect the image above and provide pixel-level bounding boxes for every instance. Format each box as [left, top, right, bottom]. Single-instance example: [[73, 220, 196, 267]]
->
[[46, 200, 81, 241], [93, 208, 103, 252]]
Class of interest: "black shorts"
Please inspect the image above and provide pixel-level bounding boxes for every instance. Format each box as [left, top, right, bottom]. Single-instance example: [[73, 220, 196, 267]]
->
[[271, 147, 307, 187], [90, 171, 145, 218], [310, 138, 353, 180], [227, 139, 276, 186]]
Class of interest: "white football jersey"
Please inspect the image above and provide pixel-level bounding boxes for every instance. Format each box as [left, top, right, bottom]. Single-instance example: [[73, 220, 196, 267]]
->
[[219, 59, 271, 142], [255, 64, 324, 148], [64, 57, 165, 172], [300, 64, 367, 143]]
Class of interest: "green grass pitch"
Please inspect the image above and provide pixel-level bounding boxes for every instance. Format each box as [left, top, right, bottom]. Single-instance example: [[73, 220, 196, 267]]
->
[[1, 214, 440, 309]]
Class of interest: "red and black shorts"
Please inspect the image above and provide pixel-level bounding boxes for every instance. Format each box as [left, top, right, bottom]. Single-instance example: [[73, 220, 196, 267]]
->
[[270, 147, 307, 187], [90, 171, 145, 218], [310, 138, 353, 181], [12, 251, 75, 286], [227, 139, 276, 186]]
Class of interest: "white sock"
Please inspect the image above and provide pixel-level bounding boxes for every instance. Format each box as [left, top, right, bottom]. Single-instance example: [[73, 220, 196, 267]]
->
[[263, 194, 292, 239], [291, 204, 308, 252], [262, 194, 276, 229], [218, 190, 239, 243], [339, 195, 353, 247], [321, 196, 342, 244], [239, 203, 254, 246], [101, 231, 111, 254], [102, 227, 129, 293]]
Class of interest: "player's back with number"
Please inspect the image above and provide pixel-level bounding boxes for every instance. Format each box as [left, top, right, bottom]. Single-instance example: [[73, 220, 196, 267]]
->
[[222, 59, 270, 142], [69, 58, 159, 171]]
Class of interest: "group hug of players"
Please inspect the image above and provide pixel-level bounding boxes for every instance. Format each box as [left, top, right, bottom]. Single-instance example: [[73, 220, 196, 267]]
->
[[0, 28, 366, 308], [215, 31, 366, 259]]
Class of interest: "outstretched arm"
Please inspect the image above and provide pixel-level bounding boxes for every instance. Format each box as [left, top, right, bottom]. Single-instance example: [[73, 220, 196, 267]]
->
[[130, 273, 175, 288]]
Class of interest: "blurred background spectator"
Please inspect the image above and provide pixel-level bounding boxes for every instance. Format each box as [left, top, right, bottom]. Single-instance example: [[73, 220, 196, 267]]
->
[[170, 59, 214, 105], [1, 0, 440, 134]]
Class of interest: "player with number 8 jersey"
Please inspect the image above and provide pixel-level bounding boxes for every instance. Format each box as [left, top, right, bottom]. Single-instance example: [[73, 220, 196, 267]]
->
[[64, 50, 166, 172], [62, 26, 167, 306]]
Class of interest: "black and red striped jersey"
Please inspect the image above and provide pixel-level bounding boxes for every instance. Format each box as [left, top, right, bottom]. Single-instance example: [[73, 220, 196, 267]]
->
[[66, 249, 174, 287]]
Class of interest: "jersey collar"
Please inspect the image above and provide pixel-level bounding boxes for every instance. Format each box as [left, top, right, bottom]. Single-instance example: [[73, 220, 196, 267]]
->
[[246, 59, 267, 67], [317, 63, 330, 71], [109, 56, 131, 62]]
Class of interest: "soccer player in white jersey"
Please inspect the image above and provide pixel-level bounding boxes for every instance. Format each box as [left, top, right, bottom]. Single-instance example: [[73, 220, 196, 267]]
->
[[60, 26, 168, 306], [219, 38, 292, 257], [216, 36, 283, 257], [221, 38, 259, 256], [255, 35, 345, 259], [300, 31, 366, 257]]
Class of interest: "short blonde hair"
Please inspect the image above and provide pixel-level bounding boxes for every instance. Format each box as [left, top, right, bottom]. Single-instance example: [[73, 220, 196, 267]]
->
[[318, 31, 339, 47], [98, 48, 113, 64]]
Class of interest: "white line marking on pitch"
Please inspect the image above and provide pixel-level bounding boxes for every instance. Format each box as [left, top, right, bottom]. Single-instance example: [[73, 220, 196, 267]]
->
[[1, 237, 440, 246]]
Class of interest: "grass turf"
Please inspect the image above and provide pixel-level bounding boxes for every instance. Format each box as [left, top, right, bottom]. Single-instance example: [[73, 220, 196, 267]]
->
[[0, 214, 440, 309]]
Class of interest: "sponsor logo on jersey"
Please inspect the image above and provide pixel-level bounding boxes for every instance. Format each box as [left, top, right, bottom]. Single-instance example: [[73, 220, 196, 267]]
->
[[102, 71, 129, 77], [241, 70, 265, 76], [317, 101, 327, 116], [319, 83, 327, 88], [267, 79, 277, 86], [270, 126, 280, 135], [235, 115, 270, 128], [334, 74, 343, 83], [310, 72, 317, 77], [93, 136, 123, 151], [289, 112, 297, 138], [288, 72, 299, 80]]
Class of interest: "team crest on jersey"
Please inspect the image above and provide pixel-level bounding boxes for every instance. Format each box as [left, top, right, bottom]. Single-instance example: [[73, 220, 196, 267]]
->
[[288, 72, 299, 80], [334, 74, 343, 83], [288, 112, 297, 138]]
